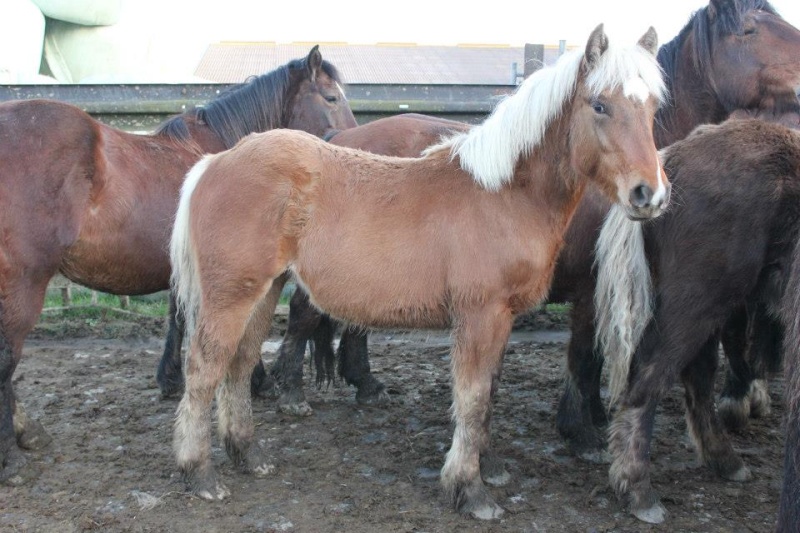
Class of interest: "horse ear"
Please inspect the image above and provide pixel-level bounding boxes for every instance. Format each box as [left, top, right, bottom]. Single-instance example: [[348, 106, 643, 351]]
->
[[707, 0, 725, 20], [584, 24, 609, 69], [638, 26, 658, 56], [306, 45, 322, 80]]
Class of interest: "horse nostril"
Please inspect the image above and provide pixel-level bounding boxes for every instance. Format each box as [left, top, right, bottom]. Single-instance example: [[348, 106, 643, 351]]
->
[[629, 184, 653, 208]]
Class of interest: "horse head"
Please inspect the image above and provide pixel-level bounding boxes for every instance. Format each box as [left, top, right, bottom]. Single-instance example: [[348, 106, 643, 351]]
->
[[284, 45, 358, 138], [570, 25, 669, 220], [707, 0, 800, 116]]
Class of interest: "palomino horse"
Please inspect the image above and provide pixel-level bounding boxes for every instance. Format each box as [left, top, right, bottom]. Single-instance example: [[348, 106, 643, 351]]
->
[[212, 0, 800, 424], [169, 25, 668, 518], [0, 46, 357, 484], [593, 118, 800, 523], [553, 0, 800, 451]]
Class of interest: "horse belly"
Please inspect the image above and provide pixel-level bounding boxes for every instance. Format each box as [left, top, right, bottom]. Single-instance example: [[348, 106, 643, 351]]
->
[[291, 241, 450, 329]]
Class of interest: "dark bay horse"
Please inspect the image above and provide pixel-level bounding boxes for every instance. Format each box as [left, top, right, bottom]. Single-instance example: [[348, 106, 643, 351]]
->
[[0, 46, 357, 484], [554, 0, 800, 452], [592, 118, 800, 523], [169, 25, 668, 518]]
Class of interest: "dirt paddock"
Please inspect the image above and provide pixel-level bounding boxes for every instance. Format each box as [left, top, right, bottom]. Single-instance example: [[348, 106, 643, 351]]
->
[[1, 310, 787, 532]]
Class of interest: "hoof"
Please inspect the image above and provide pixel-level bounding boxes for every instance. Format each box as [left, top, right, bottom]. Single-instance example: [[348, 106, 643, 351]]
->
[[195, 482, 231, 501], [454, 480, 505, 520], [16, 419, 53, 451], [631, 501, 667, 524], [577, 449, 611, 464], [241, 445, 276, 478], [480, 453, 510, 487], [1, 445, 38, 486], [183, 467, 230, 501], [356, 389, 389, 407], [278, 400, 313, 417]]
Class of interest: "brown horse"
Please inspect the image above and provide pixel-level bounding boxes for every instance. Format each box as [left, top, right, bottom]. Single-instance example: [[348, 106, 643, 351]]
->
[[593, 118, 800, 524], [0, 46, 357, 484], [169, 25, 668, 518]]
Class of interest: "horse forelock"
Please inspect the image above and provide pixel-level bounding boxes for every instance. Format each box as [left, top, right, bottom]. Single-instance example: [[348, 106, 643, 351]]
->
[[447, 40, 664, 192]]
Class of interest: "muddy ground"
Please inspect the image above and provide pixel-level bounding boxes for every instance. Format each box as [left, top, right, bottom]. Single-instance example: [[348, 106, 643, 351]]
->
[[0, 308, 787, 532]]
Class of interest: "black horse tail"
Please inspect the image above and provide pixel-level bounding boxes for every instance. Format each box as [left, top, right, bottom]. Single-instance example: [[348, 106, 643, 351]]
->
[[778, 239, 800, 532]]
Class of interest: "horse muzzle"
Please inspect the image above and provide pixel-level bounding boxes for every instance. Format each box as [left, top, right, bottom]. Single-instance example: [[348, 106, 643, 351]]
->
[[625, 181, 671, 220]]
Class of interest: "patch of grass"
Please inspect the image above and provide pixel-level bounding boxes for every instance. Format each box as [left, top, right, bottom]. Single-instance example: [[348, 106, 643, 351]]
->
[[43, 289, 169, 319]]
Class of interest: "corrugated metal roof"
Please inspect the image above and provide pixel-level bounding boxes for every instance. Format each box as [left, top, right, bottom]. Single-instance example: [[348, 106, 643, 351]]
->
[[194, 42, 570, 85]]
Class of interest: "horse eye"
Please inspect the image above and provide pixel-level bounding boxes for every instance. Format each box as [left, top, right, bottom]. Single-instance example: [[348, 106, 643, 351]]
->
[[591, 101, 606, 115], [324, 95, 339, 103], [743, 26, 756, 35]]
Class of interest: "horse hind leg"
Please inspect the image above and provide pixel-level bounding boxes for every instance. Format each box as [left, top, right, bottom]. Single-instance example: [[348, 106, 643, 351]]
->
[[682, 336, 751, 482], [174, 274, 283, 500], [441, 306, 512, 520], [718, 307, 754, 431], [218, 274, 287, 477], [337, 325, 388, 406], [556, 296, 608, 459]]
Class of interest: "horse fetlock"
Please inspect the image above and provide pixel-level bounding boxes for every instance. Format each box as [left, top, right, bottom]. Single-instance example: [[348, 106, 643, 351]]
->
[[708, 453, 751, 482], [480, 453, 510, 487], [453, 479, 505, 520], [748, 380, 771, 418], [718, 396, 750, 432]]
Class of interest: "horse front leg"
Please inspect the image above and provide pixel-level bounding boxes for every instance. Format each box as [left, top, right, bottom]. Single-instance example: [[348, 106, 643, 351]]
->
[[156, 291, 186, 398], [270, 287, 321, 416], [556, 296, 608, 458], [441, 307, 511, 520], [1, 277, 54, 484], [682, 335, 750, 482]]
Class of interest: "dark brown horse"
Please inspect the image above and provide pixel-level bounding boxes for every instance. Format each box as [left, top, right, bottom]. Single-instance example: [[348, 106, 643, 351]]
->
[[593, 118, 800, 523], [778, 233, 800, 533], [554, 0, 800, 452], [0, 46, 357, 484], [169, 25, 668, 518]]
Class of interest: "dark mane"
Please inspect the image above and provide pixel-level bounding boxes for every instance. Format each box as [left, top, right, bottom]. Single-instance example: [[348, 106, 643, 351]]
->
[[156, 57, 345, 148], [657, 0, 779, 111]]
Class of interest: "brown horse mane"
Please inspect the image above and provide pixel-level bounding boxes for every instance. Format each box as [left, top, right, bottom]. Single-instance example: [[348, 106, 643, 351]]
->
[[656, 0, 779, 113], [155, 57, 345, 149]]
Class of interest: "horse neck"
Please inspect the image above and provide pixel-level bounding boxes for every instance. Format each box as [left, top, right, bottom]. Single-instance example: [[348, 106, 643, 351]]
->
[[655, 42, 729, 147], [173, 114, 229, 154], [516, 119, 587, 233]]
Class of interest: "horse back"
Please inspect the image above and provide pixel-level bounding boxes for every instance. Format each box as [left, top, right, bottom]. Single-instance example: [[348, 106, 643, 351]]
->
[[330, 113, 470, 157]]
